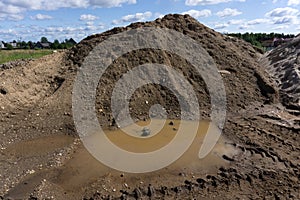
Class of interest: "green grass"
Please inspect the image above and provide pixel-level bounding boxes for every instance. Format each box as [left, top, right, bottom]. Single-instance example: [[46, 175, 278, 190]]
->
[[0, 49, 53, 64]]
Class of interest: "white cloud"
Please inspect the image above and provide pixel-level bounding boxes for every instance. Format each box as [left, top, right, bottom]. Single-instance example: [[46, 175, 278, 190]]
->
[[31, 13, 53, 20], [214, 23, 229, 29], [1, 0, 89, 11], [86, 21, 94, 26], [185, 0, 245, 6], [0, 13, 24, 21], [273, 25, 289, 30], [0, 1, 25, 20], [154, 12, 165, 19], [265, 7, 299, 17], [272, 0, 278, 3], [273, 16, 298, 25], [228, 19, 244, 25], [89, 0, 136, 7], [98, 22, 105, 29], [112, 11, 152, 25], [288, 0, 300, 6], [216, 8, 242, 17], [40, 24, 105, 41], [246, 18, 270, 25], [0, 0, 137, 21], [80, 14, 99, 21], [265, 7, 299, 26], [239, 24, 250, 30], [182, 9, 212, 18]]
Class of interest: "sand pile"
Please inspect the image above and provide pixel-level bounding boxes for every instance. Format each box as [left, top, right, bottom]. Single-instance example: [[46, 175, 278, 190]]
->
[[260, 35, 300, 110], [67, 14, 277, 127]]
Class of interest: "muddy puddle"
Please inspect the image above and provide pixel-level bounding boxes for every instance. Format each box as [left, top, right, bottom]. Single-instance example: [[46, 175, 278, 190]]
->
[[53, 119, 240, 190], [4, 119, 240, 198], [3, 135, 74, 158]]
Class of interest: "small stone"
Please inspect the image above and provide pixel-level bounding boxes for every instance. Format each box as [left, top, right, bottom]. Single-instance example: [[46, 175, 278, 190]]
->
[[222, 155, 235, 162], [160, 186, 168, 195], [179, 172, 185, 176], [246, 174, 253, 185], [133, 188, 142, 199], [218, 172, 228, 178], [120, 194, 127, 200], [147, 184, 155, 197], [173, 186, 182, 193], [196, 178, 206, 184]]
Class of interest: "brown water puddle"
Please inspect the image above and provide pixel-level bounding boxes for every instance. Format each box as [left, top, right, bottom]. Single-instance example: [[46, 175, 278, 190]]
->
[[3, 135, 74, 158], [4, 120, 240, 197], [53, 119, 239, 190]]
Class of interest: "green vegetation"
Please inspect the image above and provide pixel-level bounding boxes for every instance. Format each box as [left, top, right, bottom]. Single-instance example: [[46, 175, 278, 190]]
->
[[0, 49, 53, 64], [226, 32, 295, 50], [2, 37, 77, 50]]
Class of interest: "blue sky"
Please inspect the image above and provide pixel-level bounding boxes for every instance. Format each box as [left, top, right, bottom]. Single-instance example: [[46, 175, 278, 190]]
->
[[0, 0, 299, 42]]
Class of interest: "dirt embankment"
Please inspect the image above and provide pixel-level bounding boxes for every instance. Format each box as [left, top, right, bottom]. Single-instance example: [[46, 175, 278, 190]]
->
[[67, 14, 278, 128], [260, 35, 300, 110], [0, 14, 299, 200]]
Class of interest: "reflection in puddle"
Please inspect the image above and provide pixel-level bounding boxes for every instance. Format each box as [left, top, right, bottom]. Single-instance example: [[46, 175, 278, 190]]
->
[[105, 119, 238, 168], [54, 119, 239, 189]]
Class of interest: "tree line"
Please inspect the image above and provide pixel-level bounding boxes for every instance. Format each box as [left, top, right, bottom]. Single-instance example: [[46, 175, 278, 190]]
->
[[3, 37, 77, 50], [226, 32, 295, 49]]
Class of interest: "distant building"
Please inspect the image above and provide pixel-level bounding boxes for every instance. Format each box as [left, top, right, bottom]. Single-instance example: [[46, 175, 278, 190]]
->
[[262, 37, 294, 51], [273, 37, 293, 47], [261, 39, 274, 51], [34, 41, 51, 49], [0, 41, 5, 49], [9, 42, 17, 48], [67, 38, 77, 45]]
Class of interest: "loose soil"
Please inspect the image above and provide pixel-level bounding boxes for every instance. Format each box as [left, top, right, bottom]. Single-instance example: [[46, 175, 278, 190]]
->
[[0, 14, 299, 199], [260, 35, 300, 110]]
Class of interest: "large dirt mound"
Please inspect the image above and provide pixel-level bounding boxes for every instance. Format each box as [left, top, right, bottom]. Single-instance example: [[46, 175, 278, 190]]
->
[[260, 35, 300, 110], [67, 14, 278, 127], [1, 14, 299, 200]]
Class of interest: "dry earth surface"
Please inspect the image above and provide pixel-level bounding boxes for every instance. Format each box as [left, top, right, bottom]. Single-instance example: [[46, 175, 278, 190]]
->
[[0, 14, 299, 200]]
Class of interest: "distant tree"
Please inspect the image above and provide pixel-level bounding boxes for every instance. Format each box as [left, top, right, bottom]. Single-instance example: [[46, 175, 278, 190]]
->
[[27, 41, 33, 49], [63, 38, 76, 49], [41, 37, 48, 43], [21, 41, 27, 48], [6, 43, 13, 50], [51, 39, 60, 49], [226, 32, 295, 51], [58, 43, 64, 49]]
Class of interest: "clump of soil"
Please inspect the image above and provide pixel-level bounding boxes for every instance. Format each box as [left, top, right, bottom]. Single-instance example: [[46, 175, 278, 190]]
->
[[0, 14, 299, 200], [0, 59, 32, 70], [260, 35, 300, 110]]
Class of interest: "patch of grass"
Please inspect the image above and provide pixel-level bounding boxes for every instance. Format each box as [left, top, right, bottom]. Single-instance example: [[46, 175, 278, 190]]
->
[[0, 49, 53, 64]]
